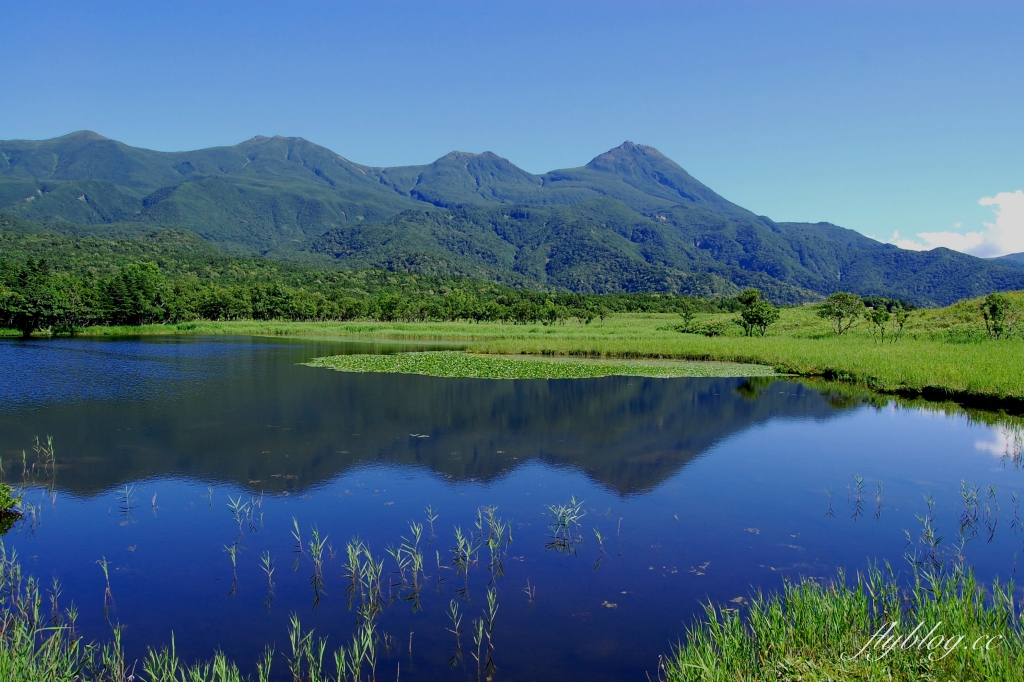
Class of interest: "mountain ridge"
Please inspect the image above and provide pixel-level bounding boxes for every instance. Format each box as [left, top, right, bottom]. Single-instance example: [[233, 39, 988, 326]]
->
[[2, 131, 1023, 306]]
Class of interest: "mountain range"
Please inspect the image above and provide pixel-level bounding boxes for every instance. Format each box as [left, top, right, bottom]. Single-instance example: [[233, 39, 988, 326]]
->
[[2, 131, 1022, 305]]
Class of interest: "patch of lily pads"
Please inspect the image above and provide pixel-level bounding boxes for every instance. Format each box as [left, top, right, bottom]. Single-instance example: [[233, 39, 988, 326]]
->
[[305, 351, 776, 379]]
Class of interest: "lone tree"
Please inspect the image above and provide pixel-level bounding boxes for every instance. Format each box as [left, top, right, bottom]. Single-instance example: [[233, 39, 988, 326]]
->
[[741, 300, 780, 337], [980, 293, 1019, 339], [817, 292, 865, 335], [678, 298, 696, 332], [735, 290, 779, 337]]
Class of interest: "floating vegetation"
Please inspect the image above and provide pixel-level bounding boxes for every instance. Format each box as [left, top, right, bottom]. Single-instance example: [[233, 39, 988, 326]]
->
[[306, 351, 776, 380]]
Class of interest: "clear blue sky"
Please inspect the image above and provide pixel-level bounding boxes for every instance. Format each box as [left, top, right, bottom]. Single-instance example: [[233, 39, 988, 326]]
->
[[2, 1, 1022, 254]]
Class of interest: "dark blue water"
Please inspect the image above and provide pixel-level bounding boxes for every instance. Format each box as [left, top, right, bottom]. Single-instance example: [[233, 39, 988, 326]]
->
[[0, 336, 1021, 681]]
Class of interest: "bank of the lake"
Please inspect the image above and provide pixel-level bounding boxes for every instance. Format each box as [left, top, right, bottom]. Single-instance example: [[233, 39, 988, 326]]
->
[[37, 298, 1024, 410]]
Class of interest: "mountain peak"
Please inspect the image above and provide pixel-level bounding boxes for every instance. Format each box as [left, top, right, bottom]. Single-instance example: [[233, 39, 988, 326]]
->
[[59, 130, 111, 142], [439, 151, 503, 163], [587, 141, 674, 170]]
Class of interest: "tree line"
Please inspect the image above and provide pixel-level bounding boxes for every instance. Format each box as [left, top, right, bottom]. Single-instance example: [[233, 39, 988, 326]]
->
[[0, 257, 740, 337]]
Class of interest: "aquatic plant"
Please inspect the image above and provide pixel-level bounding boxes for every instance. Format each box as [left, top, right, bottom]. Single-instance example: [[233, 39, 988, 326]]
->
[[117, 485, 135, 518], [545, 495, 586, 554], [306, 525, 329, 608], [260, 550, 275, 610], [908, 495, 944, 570], [451, 526, 479, 584], [850, 474, 865, 520], [31, 435, 56, 478], [307, 350, 775, 381], [424, 504, 440, 544], [476, 506, 510, 583], [227, 495, 248, 531], [95, 556, 113, 620], [523, 579, 536, 604], [223, 543, 239, 596]]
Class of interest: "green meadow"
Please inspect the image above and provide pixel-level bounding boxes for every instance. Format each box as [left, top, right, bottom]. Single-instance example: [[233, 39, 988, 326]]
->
[[55, 292, 1024, 408]]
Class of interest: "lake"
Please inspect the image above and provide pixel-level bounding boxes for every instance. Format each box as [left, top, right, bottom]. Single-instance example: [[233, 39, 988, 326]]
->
[[1, 336, 1021, 681]]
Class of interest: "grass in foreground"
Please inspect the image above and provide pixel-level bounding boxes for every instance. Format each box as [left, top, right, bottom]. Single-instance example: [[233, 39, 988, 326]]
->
[[665, 564, 1022, 682], [305, 351, 777, 379]]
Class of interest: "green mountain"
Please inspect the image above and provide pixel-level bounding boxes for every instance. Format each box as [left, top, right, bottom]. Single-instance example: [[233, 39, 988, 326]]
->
[[3, 131, 1023, 305], [995, 252, 1024, 270]]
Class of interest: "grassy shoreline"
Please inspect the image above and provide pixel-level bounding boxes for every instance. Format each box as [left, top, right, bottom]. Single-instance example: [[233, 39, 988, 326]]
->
[[5, 295, 1023, 411], [665, 564, 1022, 681]]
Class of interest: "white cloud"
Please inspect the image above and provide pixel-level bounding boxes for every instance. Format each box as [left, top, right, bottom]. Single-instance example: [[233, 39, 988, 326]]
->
[[975, 428, 1022, 459], [881, 190, 1024, 257]]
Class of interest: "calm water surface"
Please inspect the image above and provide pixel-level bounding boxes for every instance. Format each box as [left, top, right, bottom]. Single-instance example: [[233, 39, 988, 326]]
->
[[0, 336, 1021, 681]]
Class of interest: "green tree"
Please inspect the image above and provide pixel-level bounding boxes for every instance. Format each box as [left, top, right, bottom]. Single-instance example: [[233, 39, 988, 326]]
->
[[250, 283, 293, 320], [738, 300, 780, 337], [817, 292, 865, 335], [865, 307, 891, 344], [678, 299, 696, 332], [890, 304, 911, 342], [371, 292, 402, 321], [103, 262, 168, 325], [980, 293, 1019, 339], [736, 288, 762, 307], [0, 260, 86, 337]]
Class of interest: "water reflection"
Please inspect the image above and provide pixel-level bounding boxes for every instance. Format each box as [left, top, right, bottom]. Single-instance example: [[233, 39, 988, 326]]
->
[[1, 338, 851, 495]]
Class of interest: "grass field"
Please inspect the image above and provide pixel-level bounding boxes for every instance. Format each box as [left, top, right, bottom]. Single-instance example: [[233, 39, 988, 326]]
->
[[8, 292, 1022, 408]]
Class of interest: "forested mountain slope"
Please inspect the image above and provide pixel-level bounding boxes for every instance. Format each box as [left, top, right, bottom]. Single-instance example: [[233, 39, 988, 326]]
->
[[3, 132, 1022, 305]]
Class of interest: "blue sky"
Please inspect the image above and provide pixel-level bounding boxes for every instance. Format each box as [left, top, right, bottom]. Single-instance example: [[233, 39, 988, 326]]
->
[[2, 1, 1022, 255]]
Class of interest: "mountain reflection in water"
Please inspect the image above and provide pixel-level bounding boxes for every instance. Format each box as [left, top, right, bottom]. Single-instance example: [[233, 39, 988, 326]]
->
[[1, 336, 850, 495]]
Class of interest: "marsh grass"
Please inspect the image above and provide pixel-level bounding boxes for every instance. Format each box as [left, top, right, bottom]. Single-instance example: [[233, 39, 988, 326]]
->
[[662, 563, 1023, 682], [306, 351, 775, 380], [545, 496, 586, 554]]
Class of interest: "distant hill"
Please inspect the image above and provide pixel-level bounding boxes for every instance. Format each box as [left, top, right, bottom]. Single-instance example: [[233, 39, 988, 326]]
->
[[995, 252, 1024, 270], [3, 131, 1023, 305]]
